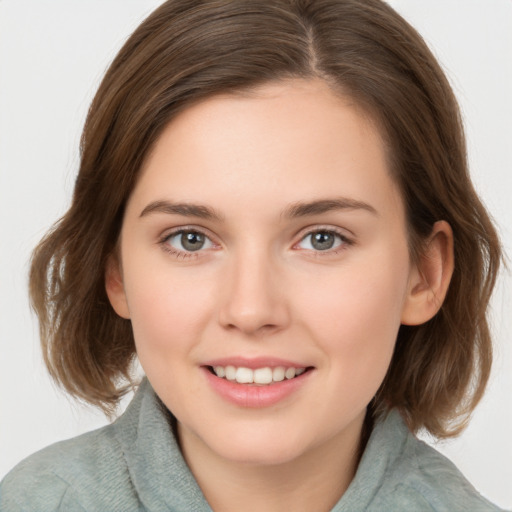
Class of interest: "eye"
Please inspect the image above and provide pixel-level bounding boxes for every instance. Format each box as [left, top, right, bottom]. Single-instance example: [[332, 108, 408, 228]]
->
[[296, 230, 349, 251], [164, 229, 215, 253]]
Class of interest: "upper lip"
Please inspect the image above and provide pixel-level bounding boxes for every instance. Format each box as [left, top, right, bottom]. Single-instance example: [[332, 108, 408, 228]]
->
[[202, 356, 311, 369]]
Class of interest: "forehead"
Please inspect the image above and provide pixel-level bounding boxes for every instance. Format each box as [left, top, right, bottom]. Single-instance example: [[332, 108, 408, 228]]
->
[[128, 79, 404, 224]]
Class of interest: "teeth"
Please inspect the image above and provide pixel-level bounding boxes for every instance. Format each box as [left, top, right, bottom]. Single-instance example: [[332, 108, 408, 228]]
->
[[254, 367, 273, 384], [273, 366, 285, 382], [212, 365, 306, 385], [236, 367, 253, 384], [285, 367, 296, 380], [225, 365, 236, 381]]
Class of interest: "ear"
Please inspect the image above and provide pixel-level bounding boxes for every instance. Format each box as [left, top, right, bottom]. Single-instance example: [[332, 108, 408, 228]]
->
[[105, 252, 131, 319], [401, 220, 454, 326]]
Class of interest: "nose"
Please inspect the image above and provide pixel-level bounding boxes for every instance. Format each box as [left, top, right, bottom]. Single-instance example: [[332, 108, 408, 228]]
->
[[218, 246, 290, 337]]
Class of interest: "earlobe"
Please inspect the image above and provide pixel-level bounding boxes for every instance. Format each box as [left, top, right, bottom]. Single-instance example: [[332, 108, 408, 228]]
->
[[105, 253, 131, 319], [401, 221, 454, 326]]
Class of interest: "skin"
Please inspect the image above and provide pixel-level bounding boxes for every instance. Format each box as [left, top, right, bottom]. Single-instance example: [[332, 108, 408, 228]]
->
[[106, 79, 453, 512]]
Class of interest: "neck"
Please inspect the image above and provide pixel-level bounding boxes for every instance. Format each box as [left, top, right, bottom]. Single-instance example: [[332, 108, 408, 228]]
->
[[178, 412, 367, 512]]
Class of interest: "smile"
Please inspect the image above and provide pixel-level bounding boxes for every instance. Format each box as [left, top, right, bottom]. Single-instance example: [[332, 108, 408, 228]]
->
[[210, 365, 307, 385], [203, 363, 314, 408]]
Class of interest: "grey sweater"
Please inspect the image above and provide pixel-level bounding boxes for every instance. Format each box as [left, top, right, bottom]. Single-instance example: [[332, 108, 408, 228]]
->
[[0, 379, 504, 511]]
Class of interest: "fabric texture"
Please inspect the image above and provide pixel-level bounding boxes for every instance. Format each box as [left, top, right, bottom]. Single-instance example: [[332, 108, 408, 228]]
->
[[0, 379, 504, 511]]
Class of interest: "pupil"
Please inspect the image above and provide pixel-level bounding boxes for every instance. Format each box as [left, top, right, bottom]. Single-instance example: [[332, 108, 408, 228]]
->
[[181, 232, 204, 251], [312, 232, 334, 250]]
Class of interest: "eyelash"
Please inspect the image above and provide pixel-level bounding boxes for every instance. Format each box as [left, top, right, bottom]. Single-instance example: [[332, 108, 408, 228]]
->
[[158, 226, 354, 260], [294, 227, 354, 256], [158, 228, 217, 260]]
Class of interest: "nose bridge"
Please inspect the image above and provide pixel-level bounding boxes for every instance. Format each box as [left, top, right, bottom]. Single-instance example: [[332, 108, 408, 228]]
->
[[218, 240, 288, 335]]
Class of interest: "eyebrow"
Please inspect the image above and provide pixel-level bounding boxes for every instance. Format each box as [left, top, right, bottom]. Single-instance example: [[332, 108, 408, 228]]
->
[[139, 200, 224, 221], [282, 197, 378, 219], [139, 197, 378, 221]]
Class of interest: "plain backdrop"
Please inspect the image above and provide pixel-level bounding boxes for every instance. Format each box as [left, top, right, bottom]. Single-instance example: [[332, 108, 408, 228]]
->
[[0, 1, 511, 508]]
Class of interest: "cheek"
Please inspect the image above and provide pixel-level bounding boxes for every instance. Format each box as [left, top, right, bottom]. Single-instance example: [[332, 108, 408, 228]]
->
[[123, 261, 216, 357], [295, 252, 409, 387], [301, 255, 407, 329]]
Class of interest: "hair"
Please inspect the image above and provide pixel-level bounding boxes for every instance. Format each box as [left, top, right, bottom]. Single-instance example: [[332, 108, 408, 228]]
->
[[30, 0, 501, 437]]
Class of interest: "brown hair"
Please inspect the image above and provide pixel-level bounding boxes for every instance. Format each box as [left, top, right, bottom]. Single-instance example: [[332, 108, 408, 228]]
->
[[30, 0, 501, 436]]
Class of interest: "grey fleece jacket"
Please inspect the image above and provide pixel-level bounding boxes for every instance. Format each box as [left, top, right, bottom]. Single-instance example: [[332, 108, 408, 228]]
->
[[0, 379, 504, 511]]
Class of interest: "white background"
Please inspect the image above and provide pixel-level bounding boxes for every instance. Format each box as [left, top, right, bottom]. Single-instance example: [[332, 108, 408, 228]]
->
[[0, 1, 511, 508]]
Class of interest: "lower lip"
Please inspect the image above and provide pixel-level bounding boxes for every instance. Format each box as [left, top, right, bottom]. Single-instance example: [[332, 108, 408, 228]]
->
[[202, 367, 312, 408]]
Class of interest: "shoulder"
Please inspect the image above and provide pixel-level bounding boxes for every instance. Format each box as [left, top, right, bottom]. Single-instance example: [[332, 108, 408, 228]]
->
[[0, 422, 140, 511], [373, 413, 503, 511]]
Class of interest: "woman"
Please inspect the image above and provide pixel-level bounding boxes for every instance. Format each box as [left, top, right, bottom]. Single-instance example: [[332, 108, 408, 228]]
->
[[0, 1, 507, 510]]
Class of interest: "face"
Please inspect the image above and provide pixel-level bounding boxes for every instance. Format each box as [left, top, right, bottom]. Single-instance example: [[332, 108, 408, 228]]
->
[[108, 79, 424, 467]]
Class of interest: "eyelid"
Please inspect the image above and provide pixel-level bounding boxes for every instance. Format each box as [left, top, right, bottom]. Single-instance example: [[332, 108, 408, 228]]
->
[[158, 225, 220, 259], [292, 225, 354, 252], [159, 223, 219, 240]]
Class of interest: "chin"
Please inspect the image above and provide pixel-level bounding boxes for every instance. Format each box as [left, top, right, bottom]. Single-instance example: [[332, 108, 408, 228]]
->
[[200, 424, 314, 466]]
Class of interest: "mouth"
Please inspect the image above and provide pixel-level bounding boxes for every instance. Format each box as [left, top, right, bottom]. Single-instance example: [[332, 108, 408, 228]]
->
[[206, 365, 313, 385], [202, 360, 315, 407]]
